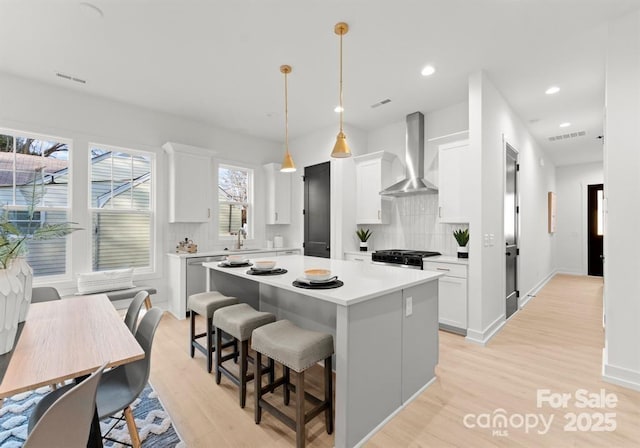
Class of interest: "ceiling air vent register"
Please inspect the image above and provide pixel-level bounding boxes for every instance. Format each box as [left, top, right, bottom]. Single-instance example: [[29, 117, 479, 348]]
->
[[548, 131, 586, 142]]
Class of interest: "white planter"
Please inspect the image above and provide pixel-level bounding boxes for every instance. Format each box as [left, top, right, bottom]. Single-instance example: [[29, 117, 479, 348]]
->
[[457, 246, 469, 259], [0, 262, 25, 355], [15, 258, 34, 322], [359, 241, 369, 252]]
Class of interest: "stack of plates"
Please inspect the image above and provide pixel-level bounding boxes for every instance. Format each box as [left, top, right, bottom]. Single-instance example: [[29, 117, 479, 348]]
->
[[294, 275, 339, 285]]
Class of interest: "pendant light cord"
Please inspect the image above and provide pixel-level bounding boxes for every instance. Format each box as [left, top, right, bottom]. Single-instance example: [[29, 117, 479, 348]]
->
[[284, 70, 289, 154], [339, 31, 344, 133]]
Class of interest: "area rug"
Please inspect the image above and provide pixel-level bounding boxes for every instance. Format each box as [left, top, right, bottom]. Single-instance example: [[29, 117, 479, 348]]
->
[[0, 383, 185, 447]]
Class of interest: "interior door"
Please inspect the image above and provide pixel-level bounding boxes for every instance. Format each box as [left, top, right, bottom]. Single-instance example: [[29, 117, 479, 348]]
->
[[304, 162, 330, 258], [587, 184, 604, 276], [505, 144, 519, 319]]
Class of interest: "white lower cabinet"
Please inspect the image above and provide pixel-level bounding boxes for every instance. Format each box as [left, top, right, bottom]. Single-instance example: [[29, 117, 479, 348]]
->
[[344, 252, 372, 263], [423, 260, 468, 335]]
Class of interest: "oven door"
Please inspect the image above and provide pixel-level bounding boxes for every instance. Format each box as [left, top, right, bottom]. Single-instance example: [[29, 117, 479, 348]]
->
[[371, 261, 422, 270]]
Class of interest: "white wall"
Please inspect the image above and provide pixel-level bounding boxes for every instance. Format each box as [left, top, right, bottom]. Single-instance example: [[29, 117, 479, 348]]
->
[[0, 72, 282, 304], [268, 123, 367, 257], [467, 71, 556, 344], [555, 162, 603, 275], [603, 9, 640, 391]]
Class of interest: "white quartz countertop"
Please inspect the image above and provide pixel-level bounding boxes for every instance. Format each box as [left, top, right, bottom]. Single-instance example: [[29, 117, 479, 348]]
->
[[203, 254, 442, 307], [424, 255, 469, 265], [167, 247, 300, 259]]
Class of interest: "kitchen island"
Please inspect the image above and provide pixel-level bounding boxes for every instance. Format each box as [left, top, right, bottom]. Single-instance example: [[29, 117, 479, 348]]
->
[[203, 255, 442, 448]]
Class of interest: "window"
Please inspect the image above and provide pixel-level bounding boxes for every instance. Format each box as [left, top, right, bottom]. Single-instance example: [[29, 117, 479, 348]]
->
[[0, 130, 71, 277], [218, 164, 252, 238], [89, 145, 153, 271]]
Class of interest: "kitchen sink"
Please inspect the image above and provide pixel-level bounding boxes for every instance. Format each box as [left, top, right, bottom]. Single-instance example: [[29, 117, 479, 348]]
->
[[225, 248, 259, 252]]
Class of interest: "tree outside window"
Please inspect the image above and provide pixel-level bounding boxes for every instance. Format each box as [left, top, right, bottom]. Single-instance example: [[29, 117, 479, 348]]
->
[[218, 165, 252, 238]]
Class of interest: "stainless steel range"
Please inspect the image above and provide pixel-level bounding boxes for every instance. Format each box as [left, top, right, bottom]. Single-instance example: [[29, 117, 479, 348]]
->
[[372, 249, 441, 269]]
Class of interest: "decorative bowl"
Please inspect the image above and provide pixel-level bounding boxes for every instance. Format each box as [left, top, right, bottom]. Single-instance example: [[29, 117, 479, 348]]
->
[[304, 268, 332, 281], [254, 260, 276, 271], [227, 255, 248, 264]]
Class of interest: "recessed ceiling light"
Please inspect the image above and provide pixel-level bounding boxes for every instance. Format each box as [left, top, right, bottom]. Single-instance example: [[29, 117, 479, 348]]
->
[[545, 86, 560, 95], [559, 122, 571, 128], [334, 105, 343, 113], [421, 65, 436, 77]]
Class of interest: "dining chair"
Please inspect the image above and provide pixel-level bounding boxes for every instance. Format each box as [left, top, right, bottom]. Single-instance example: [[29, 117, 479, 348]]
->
[[97, 307, 163, 447], [31, 286, 61, 303], [124, 290, 150, 334], [25, 361, 108, 448]]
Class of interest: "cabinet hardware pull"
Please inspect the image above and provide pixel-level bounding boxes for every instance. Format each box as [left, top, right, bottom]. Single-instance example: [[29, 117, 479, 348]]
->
[[378, 210, 381, 220], [275, 212, 278, 222], [438, 206, 441, 218], [436, 267, 450, 271], [355, 258, 364, 261], [208, 208, 211, 218]]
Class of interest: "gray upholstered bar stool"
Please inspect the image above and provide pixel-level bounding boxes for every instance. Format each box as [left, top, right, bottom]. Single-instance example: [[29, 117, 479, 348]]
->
[[252, 320, 334, 448], [189, 291, 239, 373], [213, 303, 276, 408]]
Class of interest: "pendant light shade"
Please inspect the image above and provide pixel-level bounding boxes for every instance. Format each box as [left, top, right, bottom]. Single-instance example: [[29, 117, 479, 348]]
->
[[331, 22, 351, 158], [280, 64, 296, 173]]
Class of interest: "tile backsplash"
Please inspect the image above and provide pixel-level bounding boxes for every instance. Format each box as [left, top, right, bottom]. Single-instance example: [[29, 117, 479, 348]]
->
[[361, 194, 468, 256]]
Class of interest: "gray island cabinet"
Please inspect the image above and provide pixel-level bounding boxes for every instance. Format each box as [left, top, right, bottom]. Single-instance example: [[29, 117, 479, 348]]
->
[[204, 255, 442, 448]]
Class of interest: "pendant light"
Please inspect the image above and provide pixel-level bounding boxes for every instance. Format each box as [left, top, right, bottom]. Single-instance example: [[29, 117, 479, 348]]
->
[[279, 65, 296, 173], [331, 22, 351, 158]]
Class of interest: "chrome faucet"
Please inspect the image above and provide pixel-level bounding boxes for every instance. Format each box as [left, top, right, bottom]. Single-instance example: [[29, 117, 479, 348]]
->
[[236, 227, 247, 249]]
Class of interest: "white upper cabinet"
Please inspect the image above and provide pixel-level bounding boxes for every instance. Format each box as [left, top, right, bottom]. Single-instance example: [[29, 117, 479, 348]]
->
[[163, 142, 214, 223], [354, 151, 397, 224], [264, 163, 291, 225], [438, 139, 470, 223]]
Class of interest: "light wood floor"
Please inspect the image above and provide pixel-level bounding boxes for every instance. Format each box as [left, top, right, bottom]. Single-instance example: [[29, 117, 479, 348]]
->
[[149, 274, 640, 447]]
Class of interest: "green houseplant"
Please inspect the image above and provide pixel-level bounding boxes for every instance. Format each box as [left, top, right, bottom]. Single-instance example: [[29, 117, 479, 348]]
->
[[453, 228, 469, 259], [0, 168, 80, 354], [356, 228, 372, 252]]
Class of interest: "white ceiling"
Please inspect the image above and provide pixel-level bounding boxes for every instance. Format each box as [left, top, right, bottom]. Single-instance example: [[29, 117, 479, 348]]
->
[[1, 0, 638, 166]]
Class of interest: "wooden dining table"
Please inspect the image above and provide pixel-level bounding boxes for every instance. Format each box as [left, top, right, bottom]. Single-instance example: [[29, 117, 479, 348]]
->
[[0, 294, 145, 447]]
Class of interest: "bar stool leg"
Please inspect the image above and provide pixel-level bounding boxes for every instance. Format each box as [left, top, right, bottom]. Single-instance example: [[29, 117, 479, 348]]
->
[[283, 366, 290, 406], [295, 370, 305, 448], [207, 317, 214, 373], [189, 311, 196, 358], [324, 356, 333, 434], [215, 328, 223, 384], [254, 352, 263, 424], [269, 358, 275, 388], [239, 340, 249, 408]]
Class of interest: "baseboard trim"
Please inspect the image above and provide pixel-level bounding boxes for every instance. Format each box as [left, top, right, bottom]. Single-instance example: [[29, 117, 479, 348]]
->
[[602, 349, 640, 392], [520, 270, 557, 309], [465, 314, 506, 346], [353, 376, 437, 448]]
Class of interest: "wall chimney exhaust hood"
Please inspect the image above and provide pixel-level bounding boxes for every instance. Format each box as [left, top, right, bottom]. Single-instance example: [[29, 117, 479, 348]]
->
[[380, 111, 438, 196]]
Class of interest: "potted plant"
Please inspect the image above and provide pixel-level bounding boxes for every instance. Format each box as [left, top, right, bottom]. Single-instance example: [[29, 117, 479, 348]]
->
[[0, 169, 80, 354], [453, 228, 469, 259], [356, 228, 372, 252]]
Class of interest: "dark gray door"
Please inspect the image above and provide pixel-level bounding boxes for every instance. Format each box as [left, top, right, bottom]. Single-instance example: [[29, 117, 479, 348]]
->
[[505, 144, 519, 319], [304, 162, 330, 258]]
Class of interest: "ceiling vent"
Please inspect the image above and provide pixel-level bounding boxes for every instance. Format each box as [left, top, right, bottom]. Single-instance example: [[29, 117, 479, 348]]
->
[[371, 98, 391, 108], [548, 130, 586, 142], [56, 72, 87, 84]]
